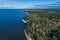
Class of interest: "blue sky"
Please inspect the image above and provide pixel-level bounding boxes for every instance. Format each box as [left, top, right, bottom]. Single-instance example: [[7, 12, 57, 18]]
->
[[0, 0, 60, 9]]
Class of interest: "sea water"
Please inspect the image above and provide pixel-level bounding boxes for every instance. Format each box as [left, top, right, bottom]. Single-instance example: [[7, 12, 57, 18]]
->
[[0, 9, 27, 40]]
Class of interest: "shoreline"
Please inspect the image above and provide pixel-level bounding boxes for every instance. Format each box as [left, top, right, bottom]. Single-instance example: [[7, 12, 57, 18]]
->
[[22, 11, 29, 23], [22, 19, 27, 23], [23, 10, 29, 16], [25, 12, 29, 16], [22, 11, 31, 40], [24, 30, 32, 40]]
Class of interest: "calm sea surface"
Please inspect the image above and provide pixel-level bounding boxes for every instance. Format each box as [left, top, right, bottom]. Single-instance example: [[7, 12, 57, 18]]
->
[[0, 9, 27, 40]]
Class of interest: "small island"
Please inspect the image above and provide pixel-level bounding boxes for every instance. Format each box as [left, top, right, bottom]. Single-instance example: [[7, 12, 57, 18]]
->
[[23, 10, 60, 40]]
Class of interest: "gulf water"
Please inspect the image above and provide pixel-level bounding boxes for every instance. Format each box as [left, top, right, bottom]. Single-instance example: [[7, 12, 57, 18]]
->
[[0, 9, 27, 40]]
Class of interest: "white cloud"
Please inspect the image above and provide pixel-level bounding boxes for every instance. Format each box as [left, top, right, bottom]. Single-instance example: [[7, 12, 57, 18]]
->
[[0, 4, 11, 8], [0, 1, 60, 9], [32, 1, 60, 9], [0, 4, 34, 9]]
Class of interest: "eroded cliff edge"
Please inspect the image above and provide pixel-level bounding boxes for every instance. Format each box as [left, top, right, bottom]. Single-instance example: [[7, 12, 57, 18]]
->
[[23, 10, 60, 40]]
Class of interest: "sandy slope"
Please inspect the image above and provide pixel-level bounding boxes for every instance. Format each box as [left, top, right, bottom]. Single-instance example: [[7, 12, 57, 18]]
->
[[24, 30, 32, 40]]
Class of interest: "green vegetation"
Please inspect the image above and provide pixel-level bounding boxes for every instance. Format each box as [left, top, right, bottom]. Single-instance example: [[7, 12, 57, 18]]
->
[[24, 10, 60, 40]]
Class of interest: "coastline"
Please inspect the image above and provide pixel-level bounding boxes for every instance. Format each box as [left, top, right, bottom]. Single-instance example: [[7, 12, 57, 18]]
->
[[23, 10, 29, 16], [24, 30, 32, 40], [22, 11, 29, 23], [22, 11, 31, 40], [25, 12, 29, 16], [22, 19, 27, 23]]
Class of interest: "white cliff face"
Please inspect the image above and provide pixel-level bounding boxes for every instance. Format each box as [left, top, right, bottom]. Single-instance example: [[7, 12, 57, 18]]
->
[[22, 19, 27, 23]]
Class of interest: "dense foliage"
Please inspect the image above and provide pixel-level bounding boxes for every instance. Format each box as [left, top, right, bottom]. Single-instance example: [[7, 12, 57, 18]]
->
[[24, 10, 60, 40]]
